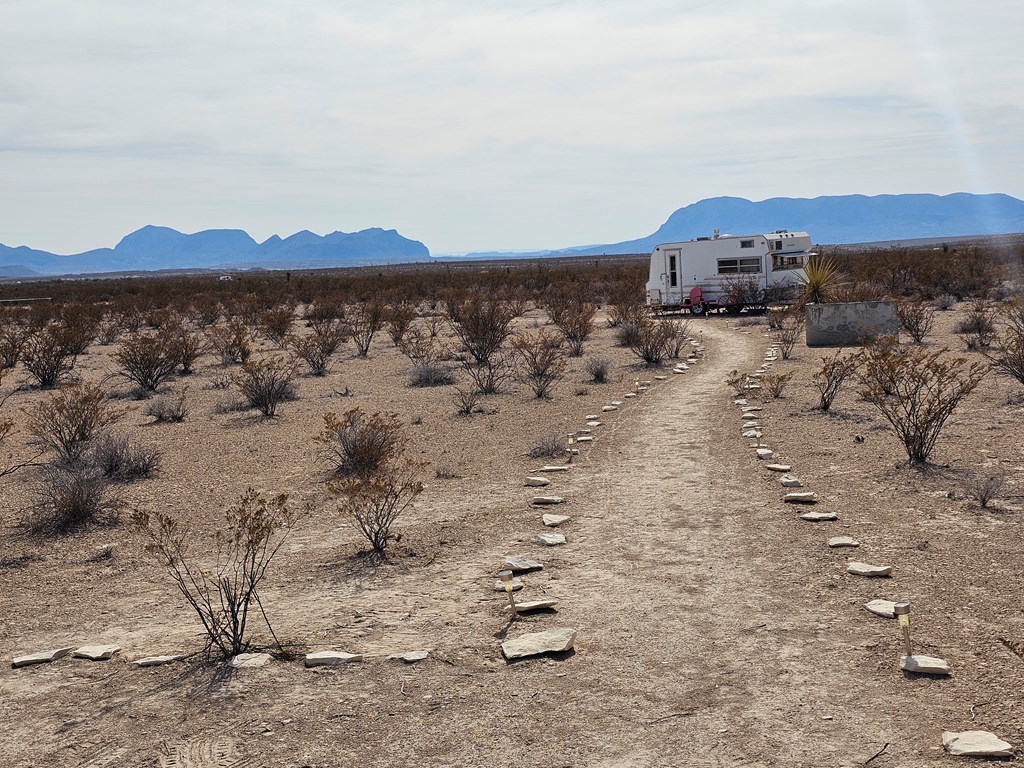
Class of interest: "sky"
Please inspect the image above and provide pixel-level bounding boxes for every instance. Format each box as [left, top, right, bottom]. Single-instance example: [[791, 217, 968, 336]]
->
[[1, 0, 1022, 255]]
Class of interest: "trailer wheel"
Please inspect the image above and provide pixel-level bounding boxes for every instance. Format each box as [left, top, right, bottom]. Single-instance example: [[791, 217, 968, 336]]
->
[[690, 302, 705, 316]]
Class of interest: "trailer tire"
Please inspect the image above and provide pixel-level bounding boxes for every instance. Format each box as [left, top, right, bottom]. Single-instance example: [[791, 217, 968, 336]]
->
[[690, 303, 705, 316]]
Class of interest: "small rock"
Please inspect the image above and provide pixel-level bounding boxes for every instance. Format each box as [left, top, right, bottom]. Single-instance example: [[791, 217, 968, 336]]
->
[[864, 599, 897, 618], [848, 562, 892, 578], [229, 652, 273, 668], [733, 398, 748, 405], [133, 655, 182, 667], [525, 476, 550, 487], [828, 536, 859, 548], [532, 496, 564, 505], [611, 400, 623, 406], [503, 556, 543, 573], [784, 491, 817, 504], [11, 647, 75, 668], [755, 448, 774, 460], [779, 475, 803, 488], [576, 428, 592, 435], [388, 650, 429, 663], [73, 645, 121, 661], [494, 578, 525, 592], [765, 463, 791, 472], [586, 421, 602, 427], [501, 628, 576, 660], [672, 368, 686, 374], [504, 599, 559, 613], [305, 651, 362, 667], [742, 430, 759, 438], [602, 405, 619, 411], [654, 375, 667, 380], [536, 465, 570, 473], [741, 406, 762, 412], [624, 392, 637, 398], [584, 414, 599, 420], [576, 435, 593, 443], [942, 731, 1013, 757], [901, 655, 951, 675], [542, 513, 570, 527], [531, 532, 566, 546], [800, 511, 837, 521]]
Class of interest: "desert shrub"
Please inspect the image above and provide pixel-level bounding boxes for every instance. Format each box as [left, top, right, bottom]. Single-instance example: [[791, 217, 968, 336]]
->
[[346, 301, 387, 357], [725, 370, 751, 398], [766, 308, 786, 331], [459, 353, 515, 395], [626, 319, 674, 367], [144, 390, 188, 423], [446, 295, 515, 365], [812, 351, 860, 412], [166, 321, 207, 374], [1, 371, 44, 479], [528, 433, 565, 459], [97, 318, 122, 346], [290, 322, 344, 376], [858, 341, 986, 465], [330, 462, 424, 555], [774, 312, 805, 360], [964, 472, 1005, 509], [797, 256, 841, 304], [955, 301, 996, 349], [87, 432, 161, 481], [207, 319, 253, 365], [235, 357, 298, 417], [453, 388, 481, 417], [554, 302, 596, 357], [56, 305, 101, 356], [22, 326, 77, 388], [189, 301, 222, 328], [663, 318, 692, 359], [585, 357, 611, 384], [398, 327, 440, 365], [0, 324, 29, 368], [424, 314, 444, 338], [115, 332, 180, 392], [896, 298, 936, 344], [762, 370, 795, 398], [934, 294, 956, 311], [30, 463, 118, 533], [616, 321, 643, 349], [511, 329, 567, 398], [318, 408, 407, 479], [385, 303, 418, 347], [28, 383, 120, 464], [258, 305, 295, 346], [606, 290, 645, 328], [409, 363, 455, 388], [134, 488, 297, 658]]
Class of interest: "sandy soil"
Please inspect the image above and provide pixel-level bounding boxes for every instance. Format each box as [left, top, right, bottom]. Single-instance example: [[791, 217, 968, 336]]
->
[[0, 304, 1021, 767]]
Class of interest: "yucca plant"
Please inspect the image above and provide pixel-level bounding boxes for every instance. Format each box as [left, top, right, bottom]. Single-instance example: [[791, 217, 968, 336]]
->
[[797, 256, 841, 304]]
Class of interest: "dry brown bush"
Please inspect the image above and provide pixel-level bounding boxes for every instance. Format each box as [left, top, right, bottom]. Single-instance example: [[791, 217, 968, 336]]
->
[[812, 351, 860, 412], [318, 408, 407, 479], [115, 332, 180, 392], [346, 301, 387, 357], [28, 383, 120, 464], [289, 322, 344, 376], [762, 370, 795, 398], [234, 357, 299, 417], [330, 462, 424, 555], [22, 326, 78, 388], [626, 319, 674, 367], [553, 301, 596, 357], [447, 295, 515, 365], [207, 319, 254, 365], [896, 298, 936, 344], [773, 311, 805, 360], [511, 329, 567, 398]]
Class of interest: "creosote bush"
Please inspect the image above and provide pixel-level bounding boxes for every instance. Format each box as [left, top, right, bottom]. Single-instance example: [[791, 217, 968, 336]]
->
[[529, 432, 565, 459], [22, 326, 77, 388], [87, 433, 161, 481], [511, 329, 567, 398], [812, 351, 859, 412], [896, 298, 935, 344], [144, 390, 189, 423], [318, 408, 407, 479], [762, 370, 795, 399], [208, 319, 253, 365], [330, 463, 424, 555], [134, 489, 297, 658], [115, 332, 180, 392], [346, 301, 386, 357], [553, 301, 596, 357], [289, 322, 345, 376], [235, 357, 299, 417], [585, 357, 611, 384], [858, 340, 986, 465], [964, 473, 1005, 509], [626, 319, 674, 367], [30, 463, 118, 533], [447, 295, 515, 365], [28, 383, 120, 464]]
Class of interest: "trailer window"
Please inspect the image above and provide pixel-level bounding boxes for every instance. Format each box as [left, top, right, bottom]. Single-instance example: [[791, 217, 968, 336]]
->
[[740, 240, 754, 248], [717, 257, 762, 275], [668, 254, 677, 287]]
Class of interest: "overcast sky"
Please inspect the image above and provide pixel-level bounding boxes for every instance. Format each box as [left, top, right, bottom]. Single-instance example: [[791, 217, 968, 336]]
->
[[2, 0, 1022, 255]]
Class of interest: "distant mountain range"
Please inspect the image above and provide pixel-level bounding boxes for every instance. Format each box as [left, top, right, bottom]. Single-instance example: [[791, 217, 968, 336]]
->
[[0, 226, 430, 276], [2, 193, 1023, 276], [455, 192, 1024, 259]]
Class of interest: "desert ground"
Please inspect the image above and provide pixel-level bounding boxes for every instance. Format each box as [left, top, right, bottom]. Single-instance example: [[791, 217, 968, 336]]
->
[[1, 298, 1022, 768]]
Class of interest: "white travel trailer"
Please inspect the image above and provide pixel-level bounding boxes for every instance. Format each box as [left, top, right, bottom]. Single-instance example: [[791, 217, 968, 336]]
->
[[645, 230, 813, 314]]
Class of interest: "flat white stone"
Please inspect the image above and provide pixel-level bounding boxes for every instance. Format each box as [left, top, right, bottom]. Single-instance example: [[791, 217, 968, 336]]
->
[[503, 556, 543, 573], [942, 731, 1013, 757], [784, 492, 818, 504], [133, 655, 182, 667], [494, 578, 525, 592], [901, 655, 951, 675], [672, 368, 686, 374], [741, 406, 762, 412], [828, 536, 859, 548], [586, 421, 602, 427], [501, 628, 576, 660], [765, 463, 791, 472], [576, 435, 593, 443], [743, 423, 762, 430], [12, 647, 75, 668], [525, 476, 550, 487], [780, 475, 803, 488], [536, 465, 570, 473], [531, 532, 567, 546], [733, 398, 748, 405], [756, 448, 774, 460], [542, 513, 570, 527], [584, 414, 599, 420], [602, 405, 619, 411], [229, 652, 273, 668], [865, 599, 897, 618], [577, 429, 592, 434], [848, 562, 892, 577], [73, 645, 121, 661], [504, 599, 559, 613], [305, 650, 361, 667], [654, 375, 667, 380], [532, 496, 564, 505], [611, 400, 624, 406], [800, 511, 837, 521], [742, 430, 759, 438], [624, 392, 637, 398], [388, 650, 429, 663], [746, 384, 761, 390]]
